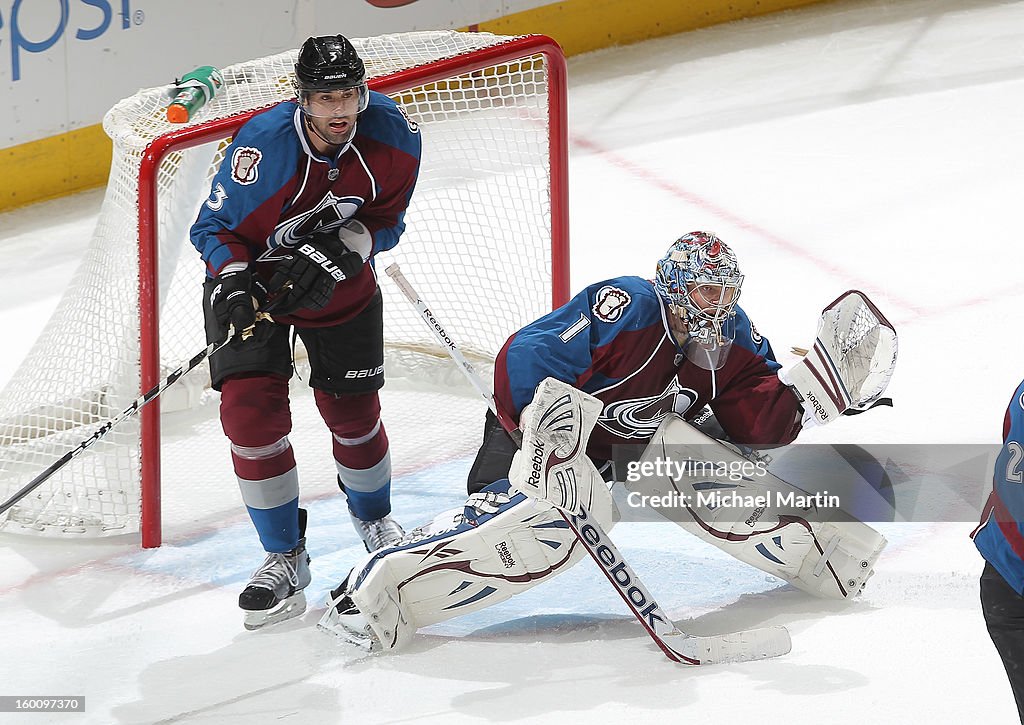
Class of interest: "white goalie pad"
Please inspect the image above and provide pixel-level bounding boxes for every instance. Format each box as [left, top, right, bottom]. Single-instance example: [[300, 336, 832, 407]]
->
[[782, 290, 898, 426], [628, 415, 887, 600], [325, 478, 615, 651], [509, 377, 606, 516]]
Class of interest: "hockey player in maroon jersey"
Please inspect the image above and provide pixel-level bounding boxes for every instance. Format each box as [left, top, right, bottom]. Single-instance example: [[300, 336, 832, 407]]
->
[[318, 232, 897, 651], [189, 35, 421, 630]]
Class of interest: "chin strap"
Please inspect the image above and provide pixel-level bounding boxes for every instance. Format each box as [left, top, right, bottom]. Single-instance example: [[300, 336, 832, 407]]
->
[[302, 113, 356, 151]]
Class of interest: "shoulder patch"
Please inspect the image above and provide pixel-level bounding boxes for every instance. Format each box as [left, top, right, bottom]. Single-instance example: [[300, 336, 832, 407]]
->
[[750, 320, 763, 344], [230, 146, 263, 185], [592, 285, 632, 322], [396, 103, 420, 133]]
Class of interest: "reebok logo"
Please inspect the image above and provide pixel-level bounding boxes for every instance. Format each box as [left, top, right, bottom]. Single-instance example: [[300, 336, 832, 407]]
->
[[804, 391, 831, 422], [745, 506, 766, 527], [570, 507, 667, 631], [527, 440, 545, 490], [423, 306, 456, 350], [495, 541, 516, 569]]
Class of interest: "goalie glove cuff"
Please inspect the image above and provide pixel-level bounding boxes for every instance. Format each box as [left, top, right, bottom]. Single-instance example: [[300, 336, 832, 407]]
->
[[780, 351, 852, 427]]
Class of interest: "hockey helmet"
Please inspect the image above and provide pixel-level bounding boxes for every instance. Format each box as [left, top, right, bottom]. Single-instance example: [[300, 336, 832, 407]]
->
[[654, 231, 744, 370], [294, 35, 369, 113]]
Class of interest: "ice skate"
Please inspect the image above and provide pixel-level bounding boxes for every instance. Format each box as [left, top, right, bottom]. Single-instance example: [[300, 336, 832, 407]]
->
[[239, 538, 312, 630], [317, 578, 380, 651], [350, 512, 405, 552]]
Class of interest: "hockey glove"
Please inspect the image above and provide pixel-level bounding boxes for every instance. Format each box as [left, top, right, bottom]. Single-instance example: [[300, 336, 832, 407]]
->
[[210, 269, 269, 345], [508, 378, 605, 516], [266, 232, 364, 315]]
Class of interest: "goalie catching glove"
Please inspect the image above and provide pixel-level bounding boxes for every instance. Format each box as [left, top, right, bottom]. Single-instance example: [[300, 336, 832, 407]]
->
[[508, 377, 606, 516], [265, 230, 364, 315], [781, 290, 897, 426]]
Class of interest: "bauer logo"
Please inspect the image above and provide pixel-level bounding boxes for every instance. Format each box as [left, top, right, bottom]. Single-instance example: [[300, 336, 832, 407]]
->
[[344, 365, 384, 379], [3, 1, 141, 82]]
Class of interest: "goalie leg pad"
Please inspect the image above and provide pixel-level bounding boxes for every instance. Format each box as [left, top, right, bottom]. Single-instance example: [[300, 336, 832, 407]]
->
[[629, 415, 886, 600], [332, 478, 616, 650]]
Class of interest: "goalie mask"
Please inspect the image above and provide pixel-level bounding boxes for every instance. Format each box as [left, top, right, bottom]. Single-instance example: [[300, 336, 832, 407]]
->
[[654, 231, 744, 371], [294, 35, 370, 117]]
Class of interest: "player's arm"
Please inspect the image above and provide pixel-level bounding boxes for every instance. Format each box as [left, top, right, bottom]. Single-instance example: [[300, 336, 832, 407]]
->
[[709, 310, 803, 446], [351, 98, 422, 256], [493, 280, 627, 427], [190, 111, 297, 276]]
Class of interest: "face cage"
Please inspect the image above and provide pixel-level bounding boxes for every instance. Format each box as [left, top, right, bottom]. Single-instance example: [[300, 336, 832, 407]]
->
[[298, 82, 370, 117], [666, 276, 743, 340]]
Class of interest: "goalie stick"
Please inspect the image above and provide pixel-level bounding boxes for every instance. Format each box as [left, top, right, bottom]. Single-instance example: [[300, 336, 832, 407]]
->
[[385, 263, 792, 665], [0, 318, 267, 519]]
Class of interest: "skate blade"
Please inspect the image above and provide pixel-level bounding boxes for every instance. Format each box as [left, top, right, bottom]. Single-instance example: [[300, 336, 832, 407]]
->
[[242, 591, 307, 631], [316, 611, 379, 652]]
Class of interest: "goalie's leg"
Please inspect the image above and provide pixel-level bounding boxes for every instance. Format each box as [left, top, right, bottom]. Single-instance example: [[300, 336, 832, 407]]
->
[[629, 415, 886, 600], [318, 477, 616, 650]]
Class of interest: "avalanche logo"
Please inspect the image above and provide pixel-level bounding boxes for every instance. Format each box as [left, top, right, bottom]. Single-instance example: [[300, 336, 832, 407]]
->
[[261, 191, 365, 258], [597, 377, 698, 439], [230, 147, 262, 185], [592, 286, 631, 322]]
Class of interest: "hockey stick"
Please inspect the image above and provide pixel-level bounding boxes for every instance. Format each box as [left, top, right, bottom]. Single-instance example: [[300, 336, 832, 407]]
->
[[0, 317, 267, 518], [385, 263, 791, 665]]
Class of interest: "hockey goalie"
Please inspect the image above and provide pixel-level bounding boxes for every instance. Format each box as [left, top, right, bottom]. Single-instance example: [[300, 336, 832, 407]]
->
[[318, 232, 898, 652]]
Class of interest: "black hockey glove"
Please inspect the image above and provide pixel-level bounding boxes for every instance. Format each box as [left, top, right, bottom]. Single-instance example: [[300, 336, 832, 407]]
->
[[265, 232, 364, 315], [210, 269, 268, 345]]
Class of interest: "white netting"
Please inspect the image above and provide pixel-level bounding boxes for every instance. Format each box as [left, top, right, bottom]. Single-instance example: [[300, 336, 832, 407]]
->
[[0, 31, 562, 538]]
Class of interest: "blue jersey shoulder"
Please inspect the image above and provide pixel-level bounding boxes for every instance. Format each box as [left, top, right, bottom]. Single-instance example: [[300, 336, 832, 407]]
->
[[357, 91, 422, 158], [731, 305, 779, 367], [582, 276, 662, 333], [501, 276, 663, 411], [231, 102, 303, 161], [206, 101, 302, 201]]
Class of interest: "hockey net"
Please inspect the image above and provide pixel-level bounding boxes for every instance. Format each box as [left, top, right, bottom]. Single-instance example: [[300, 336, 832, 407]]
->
[[0, 31, 568, 544]]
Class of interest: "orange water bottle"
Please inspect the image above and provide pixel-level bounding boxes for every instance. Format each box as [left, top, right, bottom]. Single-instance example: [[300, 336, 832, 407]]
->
[[166, 66, 224, 124]]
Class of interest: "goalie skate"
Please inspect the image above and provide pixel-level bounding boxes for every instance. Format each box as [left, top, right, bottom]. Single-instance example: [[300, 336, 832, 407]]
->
[[317, 579, 380, 652]]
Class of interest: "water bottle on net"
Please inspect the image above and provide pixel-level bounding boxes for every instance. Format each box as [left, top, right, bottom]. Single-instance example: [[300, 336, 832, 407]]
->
[[166, 66, 224, 123]]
